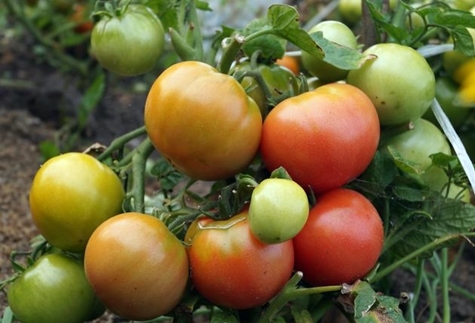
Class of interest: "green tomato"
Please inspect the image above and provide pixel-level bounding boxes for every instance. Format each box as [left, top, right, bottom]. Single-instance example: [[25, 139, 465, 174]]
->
[[7, 253, 97, 323], [249, 178, 309, 244], [91, 4, 165, 76], [347, 43, 435, 126], [301, 20, 358, 83], [29, 152, 125, 253], [382, 118, 468, 201]]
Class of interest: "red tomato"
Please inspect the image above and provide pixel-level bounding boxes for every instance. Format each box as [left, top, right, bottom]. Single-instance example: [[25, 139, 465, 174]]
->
[[260, 82, 380, 194], [84, 212, 189, 321], [186, 210, 294, 309], [293, 188, 384, 286]]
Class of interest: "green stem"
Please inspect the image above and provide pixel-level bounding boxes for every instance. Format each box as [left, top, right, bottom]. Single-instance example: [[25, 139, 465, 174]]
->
[[97, 126, 147, 162], [130, 138, 155, 213], [258, 272, 341, 323], [3, 0, 89, 75], [440, 248, 451, 323], [373, 233, 475, 283], [218, 35, 245, 74]]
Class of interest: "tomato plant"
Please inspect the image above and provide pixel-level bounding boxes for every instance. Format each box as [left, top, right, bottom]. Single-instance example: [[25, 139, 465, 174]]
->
[[293, 188, 384, 287], [91, 4, 165, 76], [186, 210, 294, 310], [29, 152, 124, 253], [248, 178, 309, 244], [144, 60, 262, 181], [231, 61, 299, 116], [301, 20, 358, 83], [260, 82, 380, 194], [7, 253, 97, 323], [347, 43, 435, 126], [84, 212, 189, 320]]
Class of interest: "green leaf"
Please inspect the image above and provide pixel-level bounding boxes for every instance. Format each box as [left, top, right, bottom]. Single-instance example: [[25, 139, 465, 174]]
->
[[433, 9, 475, 28], [267, 4, 323, 59], [340, 281, 406, 323], [451, 25, 475, 57], [386, 145, 424, 176], [150, 159, 184, 191], [78, 72, 106, 129], [210, 307, 239, 323], [389, 197, 475, 259], [240, 16, 287, 61], [0, 307, 14, 323]]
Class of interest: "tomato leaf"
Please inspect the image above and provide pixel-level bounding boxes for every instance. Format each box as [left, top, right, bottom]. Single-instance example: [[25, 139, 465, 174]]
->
[[267, 4, 370, 69], [338, 281, 406, 323], [150, 159, 184, 191], [210, 307, 239, 323]]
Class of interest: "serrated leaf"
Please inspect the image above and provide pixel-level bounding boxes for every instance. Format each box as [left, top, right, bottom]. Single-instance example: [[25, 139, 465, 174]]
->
[[386, 145, 424, 176], [391, 185, 431, 202], [434, 10, 475, 28], [240, 17, 286, 60], [389, 197, 475, 259], [150, 159, 184, 191]]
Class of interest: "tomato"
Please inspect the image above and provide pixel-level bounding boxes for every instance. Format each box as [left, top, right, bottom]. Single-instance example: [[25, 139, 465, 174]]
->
[[423, 77, 472, 129], [232, 62, 299, 116], [301, 20, 358, 83], [293, 188, 384, 286], [29, 152, 125, 253], [248, 178, 309, 244], [276, 54, 300, 75], [7, 253, 97, 323], [186, 210, 294, 309], [144, 61, 262, 181], [347, 43, 435, 126], [260, 82, 380, 194], [84, 212, 189, 320], [91, 4, 165, 76], [70, 4, 93, 34], [382, 118, 468, 200]]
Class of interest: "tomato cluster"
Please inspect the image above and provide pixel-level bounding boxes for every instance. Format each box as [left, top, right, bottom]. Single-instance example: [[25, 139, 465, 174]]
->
[[5, 1, 475, 322]]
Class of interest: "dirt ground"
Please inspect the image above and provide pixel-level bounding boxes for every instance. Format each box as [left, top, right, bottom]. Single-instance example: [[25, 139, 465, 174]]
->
[[2, 2, 475, 323]]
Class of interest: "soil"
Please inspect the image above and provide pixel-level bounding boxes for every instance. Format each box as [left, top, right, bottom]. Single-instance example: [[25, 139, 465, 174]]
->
[[2, 3, 475, 323]]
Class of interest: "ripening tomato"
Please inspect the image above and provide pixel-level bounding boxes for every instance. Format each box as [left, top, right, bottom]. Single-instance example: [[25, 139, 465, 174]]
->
[[347, 43, 435, 126], [91, 4, 165, 76], [186, 210, 294, 309], [70, 4, 93, 34], [7, 253, 97, 323], [84, 212, 189, 321], [144, 61, 262, 181], [276, 54, 300, 75], [293, 188, 384, 286], [260, 82, 380, 194], [248, 178, 309, 244], [29, 152, 125, 252]]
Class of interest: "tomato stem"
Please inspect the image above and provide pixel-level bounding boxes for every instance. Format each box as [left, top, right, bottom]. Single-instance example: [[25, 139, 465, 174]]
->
[[130, 138, 155, 213], [97, 126, 147, 162]]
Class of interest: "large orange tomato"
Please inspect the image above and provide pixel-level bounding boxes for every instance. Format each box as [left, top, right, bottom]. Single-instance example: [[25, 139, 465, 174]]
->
[[84, 212, 189, 320], [144, 61, 262, 181], [260, 83, 380, 194]]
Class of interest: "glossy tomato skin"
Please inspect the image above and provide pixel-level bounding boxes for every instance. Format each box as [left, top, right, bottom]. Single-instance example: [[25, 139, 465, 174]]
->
[[249, 178, 309, 244], [260, 82, 380, 194], [7, 253, 96, 323], [91, 4, 165, 76], [145, 61, 262, 181], [186, 211, 294, 309], [29, 152, 125, 252], [84, 212, 189, 321], [347, 43, 435, 126], [293, 188, 384, 286]]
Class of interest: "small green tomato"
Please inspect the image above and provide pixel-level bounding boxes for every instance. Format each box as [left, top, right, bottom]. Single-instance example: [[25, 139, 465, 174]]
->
[[249, 178, 309, 244]]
